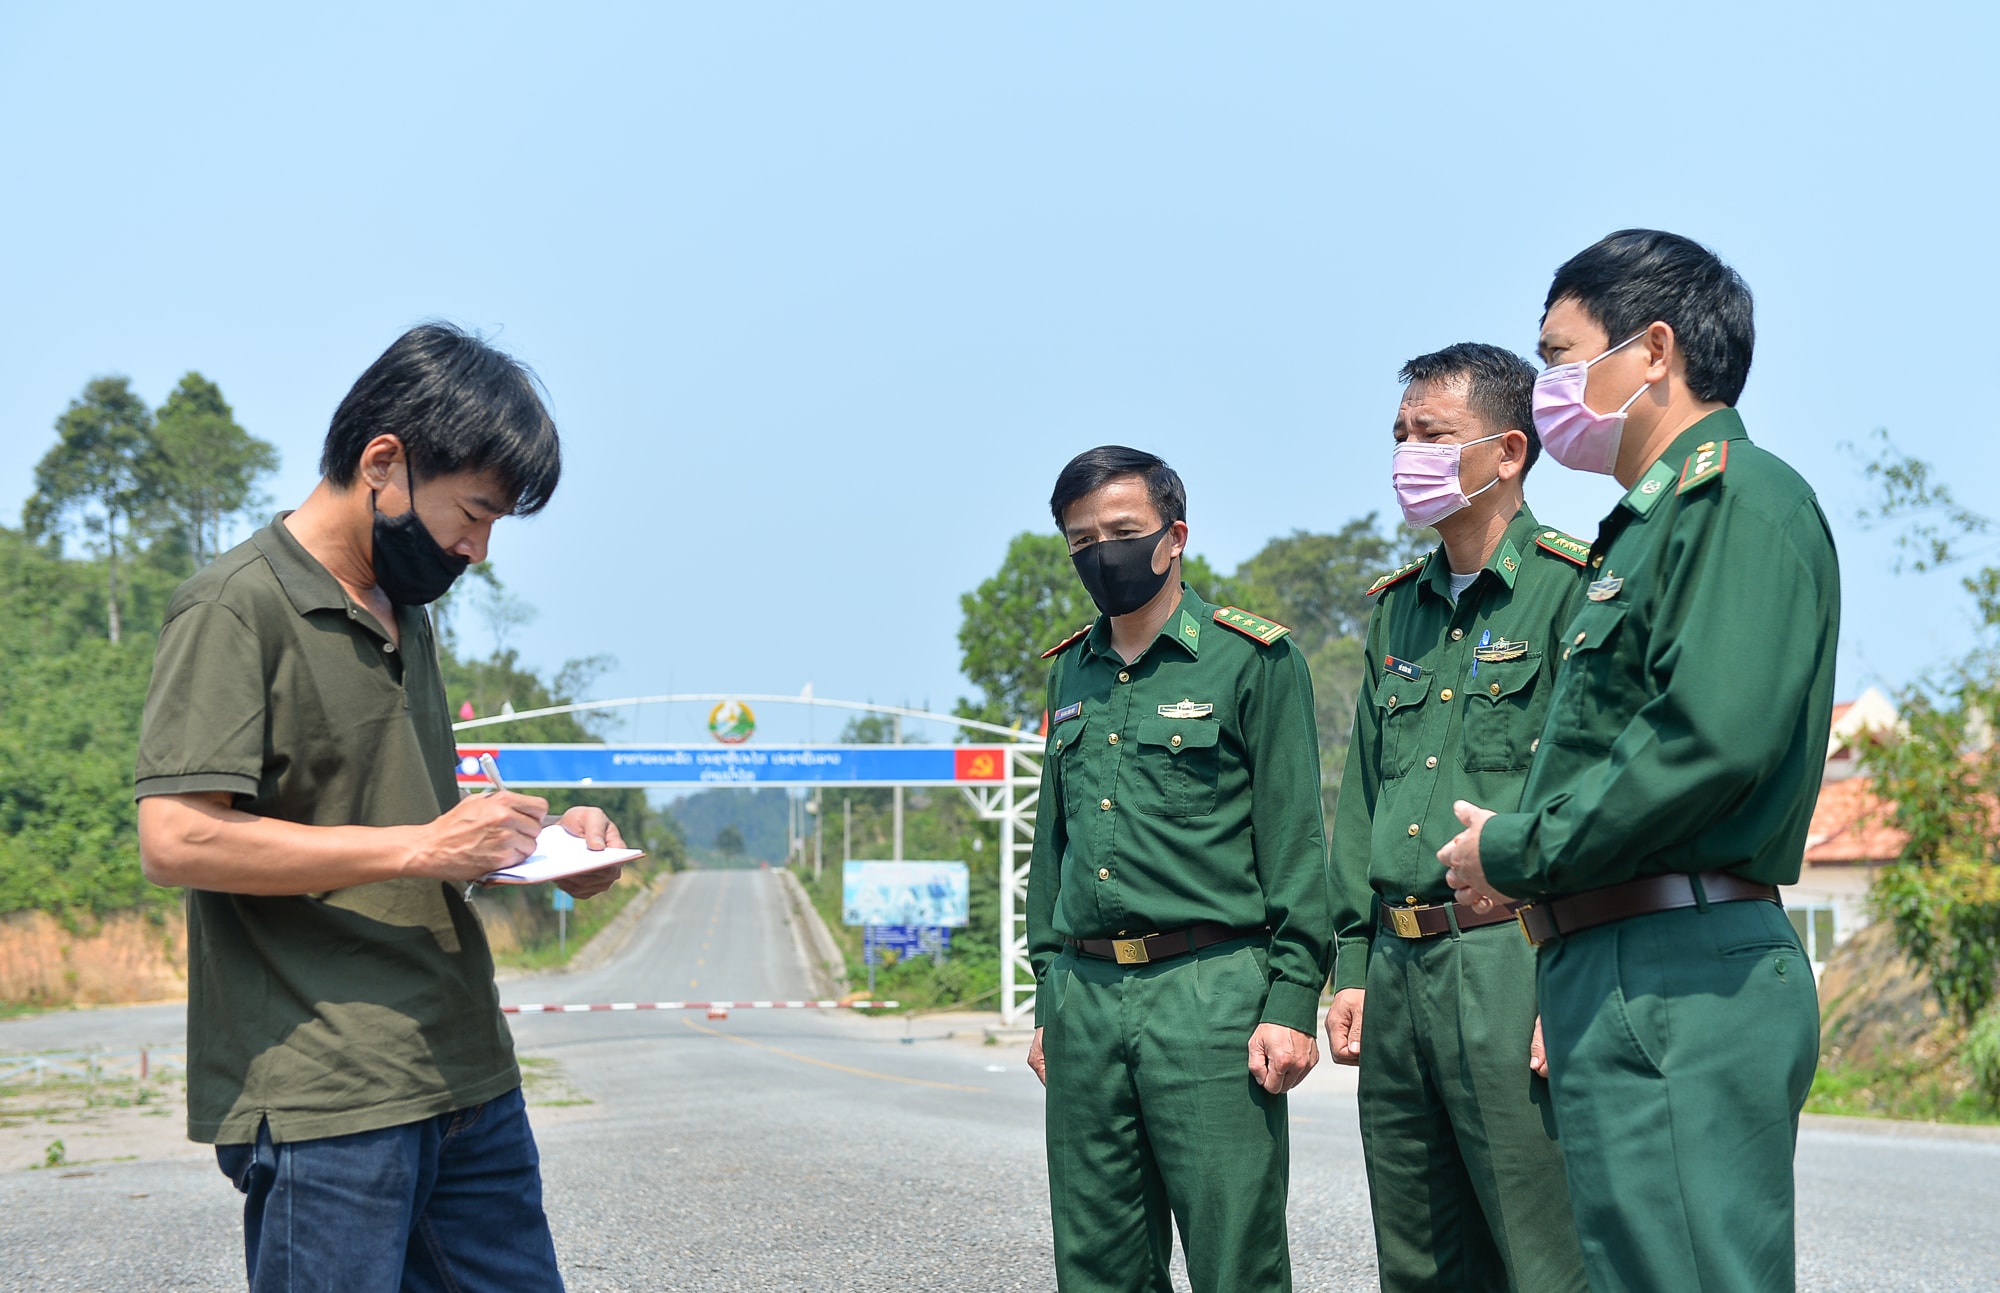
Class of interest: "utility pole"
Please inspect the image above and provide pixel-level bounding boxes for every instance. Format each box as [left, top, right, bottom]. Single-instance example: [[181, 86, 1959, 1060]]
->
[[843, 796, 852, 865], [892, 711, 904, 862], [813, 787, 824, 882]]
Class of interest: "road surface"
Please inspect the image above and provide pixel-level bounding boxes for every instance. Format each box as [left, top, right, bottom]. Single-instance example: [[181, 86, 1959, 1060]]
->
[[3, 869, 1998, 1291]]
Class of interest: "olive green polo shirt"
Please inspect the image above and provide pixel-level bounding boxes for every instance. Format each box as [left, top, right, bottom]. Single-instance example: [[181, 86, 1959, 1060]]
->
[[1329, 505, 1594, 991], [135, 514, 518, 1145], [1026, 585, 1334, 1035], [1480, 410, 1842, 899]]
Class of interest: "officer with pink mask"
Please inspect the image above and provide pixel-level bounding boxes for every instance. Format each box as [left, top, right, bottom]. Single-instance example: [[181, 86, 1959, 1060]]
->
[[1327, 342, 1592, 1293], [1436, 231, 1840, 1293]]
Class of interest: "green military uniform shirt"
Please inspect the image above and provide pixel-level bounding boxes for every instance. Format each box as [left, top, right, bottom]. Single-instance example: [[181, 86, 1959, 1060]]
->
[[1481, 410, 1842, 897], [1026, 585, 1334, 1035], [1330, 505, 1593, 991], [135, 514, 519, 1144]]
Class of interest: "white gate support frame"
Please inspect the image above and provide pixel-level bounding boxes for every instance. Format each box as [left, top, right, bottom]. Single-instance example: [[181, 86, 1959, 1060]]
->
[[960, 745, 1043, 1026]]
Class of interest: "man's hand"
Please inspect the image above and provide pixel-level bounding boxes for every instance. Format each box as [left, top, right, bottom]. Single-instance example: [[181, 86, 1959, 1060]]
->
[[1027, 1026, 1047, 1086], [1324, 988, 1365, 1067], [1248, 1022, 1319, 1094], [1436, 799, 1514, 911], [553, 806, 626, 900], [415, 790, 549, 883], [1530, 1015, 1548, 1079]]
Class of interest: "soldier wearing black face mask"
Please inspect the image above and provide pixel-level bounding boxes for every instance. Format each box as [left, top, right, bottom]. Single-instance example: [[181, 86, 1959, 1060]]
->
[[1025, 445, 1334, 1293], [134, 324, 621, 1293]]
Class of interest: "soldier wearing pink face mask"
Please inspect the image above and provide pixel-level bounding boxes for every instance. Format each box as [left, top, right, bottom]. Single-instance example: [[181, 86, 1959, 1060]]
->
[[1329, 342, 1593, 1293]]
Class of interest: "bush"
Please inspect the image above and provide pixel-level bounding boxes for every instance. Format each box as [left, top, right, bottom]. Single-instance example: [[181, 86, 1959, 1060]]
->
[[1965, 1003, 2000, 1110]]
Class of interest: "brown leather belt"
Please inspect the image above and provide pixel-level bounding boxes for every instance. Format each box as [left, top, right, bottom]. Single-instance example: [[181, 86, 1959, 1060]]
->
[[1065, 922, 1268, 966], [1515, 871, 1780, 947], [1378, 897, 1520, 940]]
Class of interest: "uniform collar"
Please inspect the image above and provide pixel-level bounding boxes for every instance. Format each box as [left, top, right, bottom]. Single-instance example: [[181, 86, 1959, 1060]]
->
[[1618, 408, 1749, 518], [254, 513, 354, 616], [1084, 584, 1209, 662], [1418, 504, 1539, 601]]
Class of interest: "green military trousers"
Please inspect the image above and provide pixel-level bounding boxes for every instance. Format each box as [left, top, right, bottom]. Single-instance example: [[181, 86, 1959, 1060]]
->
[[1358, 918, 1587, 1293], [1042, 939, 1291, 1293], [1538, 897, 1820, 1293]]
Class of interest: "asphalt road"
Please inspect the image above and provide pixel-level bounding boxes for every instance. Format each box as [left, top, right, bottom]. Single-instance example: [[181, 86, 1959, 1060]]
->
[[4, 869, 1999, 1291]]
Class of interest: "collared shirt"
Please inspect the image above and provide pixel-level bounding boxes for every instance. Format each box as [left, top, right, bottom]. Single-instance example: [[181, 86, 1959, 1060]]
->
[[1481, 410, 1842, 898], [1329, 505, 1593, 990], [135, 514, 518, 1144], [1026, 585, 1333, 1035]]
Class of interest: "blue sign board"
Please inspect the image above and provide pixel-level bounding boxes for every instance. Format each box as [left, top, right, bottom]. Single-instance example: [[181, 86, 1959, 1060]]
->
[[863, 925, 953, 965], [842, 861, 970, 927], [456, 743, 1012, 789], [551, 888, 575, 912]]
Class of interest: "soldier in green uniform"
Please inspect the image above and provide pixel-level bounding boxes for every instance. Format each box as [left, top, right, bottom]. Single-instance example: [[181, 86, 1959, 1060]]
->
[[1438, 231, 1840, 1293], [1024, 445, 1333, 1293], [1327, 343, 1590, 1293]]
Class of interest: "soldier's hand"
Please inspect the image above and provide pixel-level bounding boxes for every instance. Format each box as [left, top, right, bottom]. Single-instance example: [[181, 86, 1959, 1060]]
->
[[412, 790, 549, 883], [1438, 799, 1514, 911], [1325, 989, 1365, 1066], [1530, 1015, 1549, 1078], [1248, 1022, 1318, 1094], [1027, 1027, 1047, 1086], [554, 806, 626, 900]]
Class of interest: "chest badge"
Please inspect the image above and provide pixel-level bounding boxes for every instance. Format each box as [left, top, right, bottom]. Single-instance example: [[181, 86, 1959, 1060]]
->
[[1473, 638, 1530, 663], [1385, 655, 1424, 681], [1587, 574, 1624, 602], [1157, 699, 1214, 719], [1051, 702, 1083, 725]]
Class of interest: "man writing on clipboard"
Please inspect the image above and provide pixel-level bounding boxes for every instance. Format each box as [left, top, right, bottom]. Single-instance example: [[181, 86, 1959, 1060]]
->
[[135, 324, 628, 1293]]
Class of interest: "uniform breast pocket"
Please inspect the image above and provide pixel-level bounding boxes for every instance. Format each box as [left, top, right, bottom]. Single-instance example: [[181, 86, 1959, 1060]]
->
[[1375, 672, 1432, 779], [1550, 603, 1631, 751], [1130, 716, 1221, 817], [1461, 653, 1545, 772], [1051, 715, 1090, 817]]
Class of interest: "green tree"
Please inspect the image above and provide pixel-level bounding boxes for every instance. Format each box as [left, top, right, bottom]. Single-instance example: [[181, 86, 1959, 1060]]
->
[[714, 825, 746, 856], [1231, 516, 1425, 645], [24, 377, 161, 644], [150, 373, 279, 568]]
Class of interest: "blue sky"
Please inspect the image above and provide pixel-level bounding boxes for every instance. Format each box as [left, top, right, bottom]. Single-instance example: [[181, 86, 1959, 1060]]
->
[[4, 3, 1995, 746]]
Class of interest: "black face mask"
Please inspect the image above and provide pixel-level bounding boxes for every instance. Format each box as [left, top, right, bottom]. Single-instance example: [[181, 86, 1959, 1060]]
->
[[371, 470, 470, 606], [1071, 525, 1174, 617]]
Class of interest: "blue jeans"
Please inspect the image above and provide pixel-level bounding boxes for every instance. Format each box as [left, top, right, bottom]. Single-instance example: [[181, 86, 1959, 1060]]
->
[[215, 1086, 564, 1293]]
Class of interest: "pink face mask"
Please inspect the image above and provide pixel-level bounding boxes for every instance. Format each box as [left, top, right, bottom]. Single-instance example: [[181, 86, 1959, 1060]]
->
[[1531, 330, 1652, 475], [1392, 432, 1507, 529]]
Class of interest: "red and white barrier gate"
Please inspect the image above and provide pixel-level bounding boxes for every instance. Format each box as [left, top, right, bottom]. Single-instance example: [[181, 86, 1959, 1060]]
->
[[503, 999, 899, 1019]]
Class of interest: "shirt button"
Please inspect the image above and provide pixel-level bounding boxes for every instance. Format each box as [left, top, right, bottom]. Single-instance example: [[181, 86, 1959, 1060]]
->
[[1490, 682, 1501, 695], [1117, 671, 1130, 683], [1055, 739, 1064, 751], [1439, 688, 1454, 701], [1098, 868, 1110, 880], [1531, 737, 1541, 753], [1592, 555, 1605, 568], [1387, 695, 1399, 708], [383, 642, 396, 653], [1100, 798, 1112, 811], [1108, 733, 1119, 745], [1574, 631, 1587, 646], [1563, 647, 1572, 661], [1450, 628, 1464, 641], [1407, 823, 1420, 836], [1425, 756, 1438, 769], [1170, 734, 1182, 748]]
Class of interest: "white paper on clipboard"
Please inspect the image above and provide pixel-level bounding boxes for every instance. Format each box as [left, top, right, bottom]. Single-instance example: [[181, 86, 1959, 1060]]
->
[[481, 825, 644, 885]]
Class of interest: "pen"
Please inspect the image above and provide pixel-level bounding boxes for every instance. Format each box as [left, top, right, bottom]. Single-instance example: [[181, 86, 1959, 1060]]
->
[[467, 753, 509, 900]]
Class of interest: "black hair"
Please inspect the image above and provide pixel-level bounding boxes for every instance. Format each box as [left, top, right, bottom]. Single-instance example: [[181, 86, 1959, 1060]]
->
[[1049, 446, 1187, 532], [1545, 229, 1755, 406], [320, 323, 561, 515], [1399, 342, 1542, 474]]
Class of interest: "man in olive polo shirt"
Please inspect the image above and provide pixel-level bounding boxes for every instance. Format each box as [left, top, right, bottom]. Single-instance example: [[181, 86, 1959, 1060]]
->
[[1326, 343, 1589, 1292], [1439, 231, 1840, 1293], [1024, 446, 1333, 1293], [136, 323, 626, 1293]]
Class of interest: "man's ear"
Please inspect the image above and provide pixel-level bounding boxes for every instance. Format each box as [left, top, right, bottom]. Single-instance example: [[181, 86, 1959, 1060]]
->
[[1165, 519, 1190, 564], [1642, 321, 1677, 385], [1496, 429, 1530, 482], [357, 435, 407, 493]]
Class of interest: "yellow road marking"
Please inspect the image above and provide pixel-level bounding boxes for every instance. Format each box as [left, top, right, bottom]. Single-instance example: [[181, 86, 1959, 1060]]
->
[[678, 1018, 986, 1093]]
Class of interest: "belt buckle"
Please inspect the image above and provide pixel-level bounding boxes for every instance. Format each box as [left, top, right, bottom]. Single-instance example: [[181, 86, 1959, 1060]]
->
[[1388, 906, 1422, 939], [1515, 903, 1550, 948], [1111, 937, 1150, 965]]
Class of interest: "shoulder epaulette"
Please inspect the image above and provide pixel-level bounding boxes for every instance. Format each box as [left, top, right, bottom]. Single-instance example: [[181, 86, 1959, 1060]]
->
[[1213, 606, 1291, 645], [1040, 625, 1091, 660], [1366, 554, 1429, 597], [1676, 439, 1729, 495], [1532, 529, 1592, 567]]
